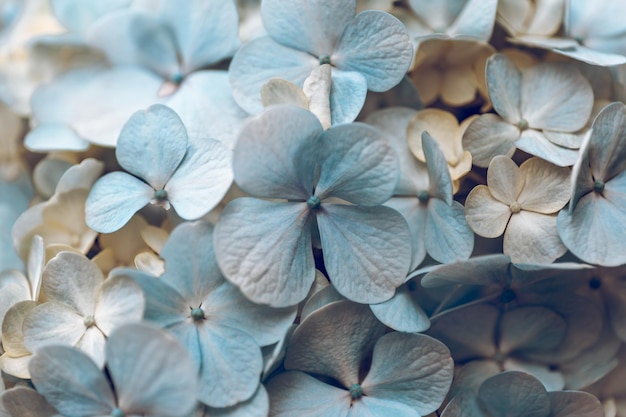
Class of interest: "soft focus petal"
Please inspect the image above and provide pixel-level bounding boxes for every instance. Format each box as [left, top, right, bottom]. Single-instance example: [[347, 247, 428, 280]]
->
[[447, 0, 497, 41], [369, 286, 430, 333], [24, 125, 90, 153], [23, 302, 85, 354], [93, 276, 144, 336]]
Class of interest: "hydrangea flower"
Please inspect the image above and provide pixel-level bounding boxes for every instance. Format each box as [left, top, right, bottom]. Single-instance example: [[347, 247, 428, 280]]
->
[[85, 104, 232, 233], [118, 221, 296, 408], [465, 156, 571, 263], [558, 102, 626, 266], [214, 105, 411, 307], [462, 53, 593, 167], [28, 323, 198, 417], [22, 251, 144, 368], [229, 0, 413, 124], [267, 300, 454, 416]]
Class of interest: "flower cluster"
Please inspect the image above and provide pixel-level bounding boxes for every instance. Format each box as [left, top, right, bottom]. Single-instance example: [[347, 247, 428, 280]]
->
[[0, 0, 625, 416]]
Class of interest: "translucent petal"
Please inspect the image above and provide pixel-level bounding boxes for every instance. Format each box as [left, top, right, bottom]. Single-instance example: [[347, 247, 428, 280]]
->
[[426, 199, 474, 263], [2, 300, 36, 357], [515, 129, 580, 167], [317, 205, 410, 304], [261, 79, 309, 109], [285, 300, 385, 388], [362, 333, 453, 414], [74, 326, 106, 369], [23, 302, 85, 354], [332, 11, 412, 92], [116, 104, 187, 190], [85, 172, 154, 234], [486, 54, 522, 124], [29, 345, 115, 417], [161, 0, 239, 72], [447, 0, 497, 41], [504, 211, 566, 264], [329, 69, 368, 125], [521, 62, 593, 132], [229, 36, 318, 115], [233, 105, 321, 200], [213, 198, 315, 307], [166, 138, 232, 220], [93, 276, 143, 336], [126, 270, 188, 328], [1, 386, 60, 417], [462, 114, 519, 167], [316, 123, 398, 205], [586, 101, 626, 182], [369, 285, 430, 333], [261, 0, 354, 56], [303, 64, 332, 129], [51, 0, 131, 34]]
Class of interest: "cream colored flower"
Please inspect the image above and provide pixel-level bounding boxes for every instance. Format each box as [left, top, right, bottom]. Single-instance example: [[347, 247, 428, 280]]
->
[[497, 0, 564, 37], [465, 156, 570, 263]]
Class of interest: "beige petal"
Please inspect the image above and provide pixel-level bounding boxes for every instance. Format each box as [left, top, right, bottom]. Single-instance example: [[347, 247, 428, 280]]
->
[[449, 150, 473, 182], [134, 251, 165, 276], [407, 109, 459, 162], [504, 211, 566, 263], [517, 157, 571, 214], [411, 66, 441, 106], [100, 214, 150, 266], [260, 78, 308, 109], [140, 224, 170, 254], [0, 354, 32, 379], [2, 301, 36, 356], [441, 65, 478, 107], [487, 155, 524, 205], [465, 185, 512, 238], [303, 64, 332, 129]]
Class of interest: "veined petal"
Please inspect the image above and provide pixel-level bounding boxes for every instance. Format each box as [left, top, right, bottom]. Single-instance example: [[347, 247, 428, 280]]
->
[[304, 64, 332, 129], [203, 385, 269, 417], [464, 185, 511, 238], [23, 302, 85, 354], [29, 345, 115, 417], [262, 0, 354, 56], [478, 372, 550, 417], [425, 199, 474, 263], [329, 69, 368, 125], [520, 62, 593, 132], [261, 79, 309, 109], [229, 36, 318, 115], [517, 157, 571, 213], [85, 172, 153, 234], [93, 276, 144, 336], [116, 104, 188, 190], [332, 10, 413, 92], [447, 0, 498, 41], [213, 198, 315, 307], [505, 211, 566, 264], [233, 105, 322, 200], [486, 54, 522, 124], [369, 285, 430, 333], [317, 205, 410, 304], [462, 114, 519, 168], [1, 386, 60, 417], [586, 101, 626, 182], [487, 155, 523, 205], [107, 323, 198, 416], [515, 129, 580, 167], [548, 391, 604, 417], [316, 123, 399, 205], [161, 0, 239, 72], [423, 132, 453, 205], [385, 197, 427, 271], [166, 138, 233, 220], [126, 270, 188, 328]]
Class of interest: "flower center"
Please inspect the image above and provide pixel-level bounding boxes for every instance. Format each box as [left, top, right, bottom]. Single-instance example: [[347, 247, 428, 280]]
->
[[318, 54, 331, 65], [500, 288, 516, 304], [84, 315, 96, 328], [417, 190, 430, 204], [593, 180, 605, 193], [191, 307, 205, 322], [349, 383, 363, 399], [307, 195, 321, 210], [111, 408, 125, 417], [154, 189, 168, 201], [517, 119, 529, 131], [170, 72, 184, 85], [588, 277, 602, 290], [509, 201, 521, 213]]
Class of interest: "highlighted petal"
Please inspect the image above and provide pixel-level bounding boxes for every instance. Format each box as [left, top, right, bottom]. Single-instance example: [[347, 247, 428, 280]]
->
[[329, 69, 368, 125], [505, 211, 566, 263], [462, 114, 519, 167], [486, 54, 522, 124]]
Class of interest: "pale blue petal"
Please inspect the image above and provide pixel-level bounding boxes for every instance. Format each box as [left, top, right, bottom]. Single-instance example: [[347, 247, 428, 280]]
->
[[515, 129, 580, 167], [24, 125, 90, 153], [51, 0, 131, 34], [116, 104, 188, 190], [233, 105, 321, 200], [87, 10, 180, 79], [440, 390, 483, 417], [332, 11, 412, 92], [161, 0, 239, 72], [166, 138, 232, 220], [478, 372, 550, 417], [422, 132, 452, 204], [93, 276, 144, 336], [128, 271, 188, 328], [213, 198, 315, 307], [486, 54, 522, 124], [316, 123, 399, 205], [462, 114, 519, 168], [425, 199, 474, 263], [165, 70, 249, 149], [267, 371, 351, 417], [548, 391, 604, 417], [385, 197, 427, 271], [196, 322, 263, 407], [229, 36, 318, 115], [585, 102, 626, 182], [30, 67, 163, 148], [317, 205, 411, 304], [261, 0, 354, 56], [29, 345, 115, 417], [329, 69, 367, 125], [85, 172, 153, 234], [204, 385, 269, 417], [553, 45, 626, 66], [369, 285, 430, 333], [447, 0, 497, 41], [520, 62, 593, 132], [557, 172, 626, 266], [361, 333, 453, 415], [106, 323, 198, 416]]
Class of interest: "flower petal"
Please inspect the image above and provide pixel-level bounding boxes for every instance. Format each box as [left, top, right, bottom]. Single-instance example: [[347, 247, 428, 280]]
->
[[462, 113, 519, 167], [23, 302, 86, 355], [478, 372, 550, 417], [423, 131, 453, 204], [369, 285, 430, 333], [586, 101, 626, 182], [515, 129, 580, 167], [385, 197, 428, 270], [464, 185, 511, 238], [317, 205, 410, 304], [425, 199, 474, 263], [517, 157, 571, 213], [505, 211, 566, 264], [93, 276, 144, 336], [486, 155, 523, 205], [486, 53, 522, 124], [329, 68, 368, 125], [214, 198, 315, 307]]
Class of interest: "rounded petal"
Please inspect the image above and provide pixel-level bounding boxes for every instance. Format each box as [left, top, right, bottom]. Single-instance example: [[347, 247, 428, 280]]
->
[[332, 11, 412, 92], [478, 372, 550, 417], [504, 211, 566, 264], [425, 199, 474, 263], [462, 114, 519, 167], [369, 285, 430, 333], [329, 68, 368, 125], [93, 276, 144, 336], [517, 157, 571, 213], [22, 302, 85, 354], [116, 104, 188, 190], [422, 131, 453, 204], [24, 124, 90, 153], [1, 386, 60, 417], [317, 205, 411, 304], [548, 391, 604, 417], [85, 172, 153, 234], [407, 109, 460, 163], [486, 155, 523, 205], [515, 129, 580, 167], [464, 185, 511, 238], [213, 198, 315, 307], [385, 197, 427, 271], [486, 54, 522, 124], [233, 105, 322, 200]]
